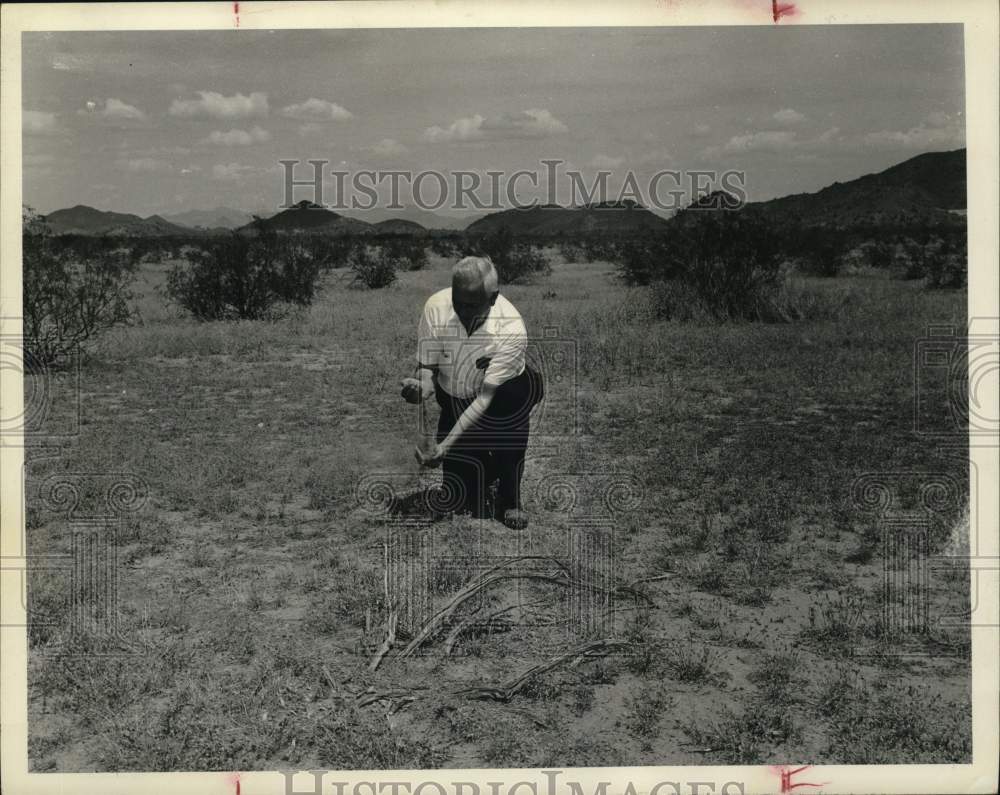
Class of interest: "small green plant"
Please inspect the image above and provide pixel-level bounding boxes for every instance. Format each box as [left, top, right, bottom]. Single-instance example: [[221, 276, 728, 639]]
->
[[747, 651, 802, 704], [665, 642, 719, 684], [804, 590, 868, 651], [818, 672, 971, 762], [686, 701, 799, 764], [626, 686, 673, 739]]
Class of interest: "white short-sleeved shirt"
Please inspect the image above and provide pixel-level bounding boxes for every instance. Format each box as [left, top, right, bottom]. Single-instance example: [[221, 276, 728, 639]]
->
[[416, 287, 527, 399]]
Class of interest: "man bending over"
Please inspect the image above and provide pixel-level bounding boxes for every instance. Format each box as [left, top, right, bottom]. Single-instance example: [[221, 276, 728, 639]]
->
[[400, 256, 543, 528]]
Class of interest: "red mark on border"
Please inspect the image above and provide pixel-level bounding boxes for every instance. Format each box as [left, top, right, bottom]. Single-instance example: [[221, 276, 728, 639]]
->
[[233, 2, 240, 27], [772, 0, 796, 22], [228, 772, 242, 795], [772, 765, 828, 793]]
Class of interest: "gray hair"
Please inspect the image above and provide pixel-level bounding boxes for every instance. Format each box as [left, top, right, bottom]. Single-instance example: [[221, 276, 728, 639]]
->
[[452, 256, 498, 294]]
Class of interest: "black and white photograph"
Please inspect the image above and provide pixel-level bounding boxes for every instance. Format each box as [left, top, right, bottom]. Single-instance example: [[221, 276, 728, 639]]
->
[[2, 2, 998, 792]]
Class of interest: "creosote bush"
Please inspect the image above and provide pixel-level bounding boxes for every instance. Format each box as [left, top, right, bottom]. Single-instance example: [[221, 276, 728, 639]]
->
[[166, 219, 323, 320], [350, 245, 399, 289], [467, 226, 551, 284], [22, 207, 139, 368]]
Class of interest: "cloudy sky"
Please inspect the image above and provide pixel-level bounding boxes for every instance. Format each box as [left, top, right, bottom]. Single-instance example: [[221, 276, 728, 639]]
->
[[22, 25, 964, 217]]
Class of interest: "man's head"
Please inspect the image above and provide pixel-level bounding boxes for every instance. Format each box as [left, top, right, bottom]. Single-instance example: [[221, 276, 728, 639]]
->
[[452, 256, 499, 331]]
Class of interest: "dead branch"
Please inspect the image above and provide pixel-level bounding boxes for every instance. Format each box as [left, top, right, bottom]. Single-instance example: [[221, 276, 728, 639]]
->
[[368, 609, 398, 672], [397, 554, 648, 659], [396, 556, 570, 658], [455, 638, 631, 703], [443, 597, 550, 656]]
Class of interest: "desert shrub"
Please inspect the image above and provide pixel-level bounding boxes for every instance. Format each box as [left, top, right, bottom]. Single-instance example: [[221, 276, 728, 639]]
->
[[166, 219, 323, 320], [503, 243, 551, 283], [864, 239, 896, 270], [766, 279, 853, 321], [643, 213, 851, 323], [891, 231, 966, 287], [302, 236, 356, 270], [350, 245, 398, 289], [582, 236, 623, 264], [381, 236, 428, 271], [652, 211, 785, 320], [923, 234, 967, 288], [794, 227, 843, 277], [21, 207, 139, 368], [649, 275, 849, 323], [616, 234, 677, 286], [558, 241, 586, 263], [467, 227, 552, 283], [429, 236, 461, 257]]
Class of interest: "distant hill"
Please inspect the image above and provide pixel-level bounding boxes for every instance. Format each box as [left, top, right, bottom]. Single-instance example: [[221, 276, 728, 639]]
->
[[747, 148, 966, 228], [41, 149, 965, 239], [372, 218, 427, 234], [464, 200, 670, 236], [43, 205, 195, 236], [341, 207, 479, 230], [244, 200, 374, 235], [161, 207, 259, 229]]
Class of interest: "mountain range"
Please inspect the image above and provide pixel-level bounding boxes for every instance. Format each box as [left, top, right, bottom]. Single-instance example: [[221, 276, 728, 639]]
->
[[38, 148, 966, 237], [160, 207, 259, 229], [747, 148, 966, 227], [43, 205, 198, 236], [464, 200, 670, 236]]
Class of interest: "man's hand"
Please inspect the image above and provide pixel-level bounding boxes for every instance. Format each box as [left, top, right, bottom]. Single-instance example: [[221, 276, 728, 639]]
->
[[414, 443, 445, 468], [400, 375, 434, 404]]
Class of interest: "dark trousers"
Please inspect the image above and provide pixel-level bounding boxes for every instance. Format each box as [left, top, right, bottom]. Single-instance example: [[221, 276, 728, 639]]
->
[[435, 366, 542, 519]]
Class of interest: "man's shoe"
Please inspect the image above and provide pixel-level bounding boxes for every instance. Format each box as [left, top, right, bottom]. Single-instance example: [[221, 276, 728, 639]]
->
[[502, 509, 529, 530]]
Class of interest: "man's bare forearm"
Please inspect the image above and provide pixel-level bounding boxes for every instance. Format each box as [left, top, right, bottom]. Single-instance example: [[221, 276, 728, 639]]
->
[[439, 383, 496, 454]]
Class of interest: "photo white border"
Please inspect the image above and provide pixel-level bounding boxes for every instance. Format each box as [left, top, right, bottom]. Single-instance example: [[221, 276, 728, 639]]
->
[[1, 2, 997, 793]]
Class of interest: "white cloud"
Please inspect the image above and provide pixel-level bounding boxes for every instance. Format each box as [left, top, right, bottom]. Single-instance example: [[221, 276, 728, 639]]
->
[[482, 108, 568, 138], [52, 53, 91, 72], [169, 91, 269, 120], [773, 108, 806, 126], [280, 98, 353, 121], [423, 108, 568, 143], [590, 154, 624, 169], [23, 110, 57, 135], [212, 162, 257, 181], [692, 123, 712, 137], [77, 98, 148, 126], [101, 98, 146, 120], [204, 126, 272, 145], [817, 127, 841, 144], [424, 113, 485, 143], [722, 130, 796, 153], [366, 138, 408, 157], [925, 111, 953, 129], [863, 113, 964, 151]]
